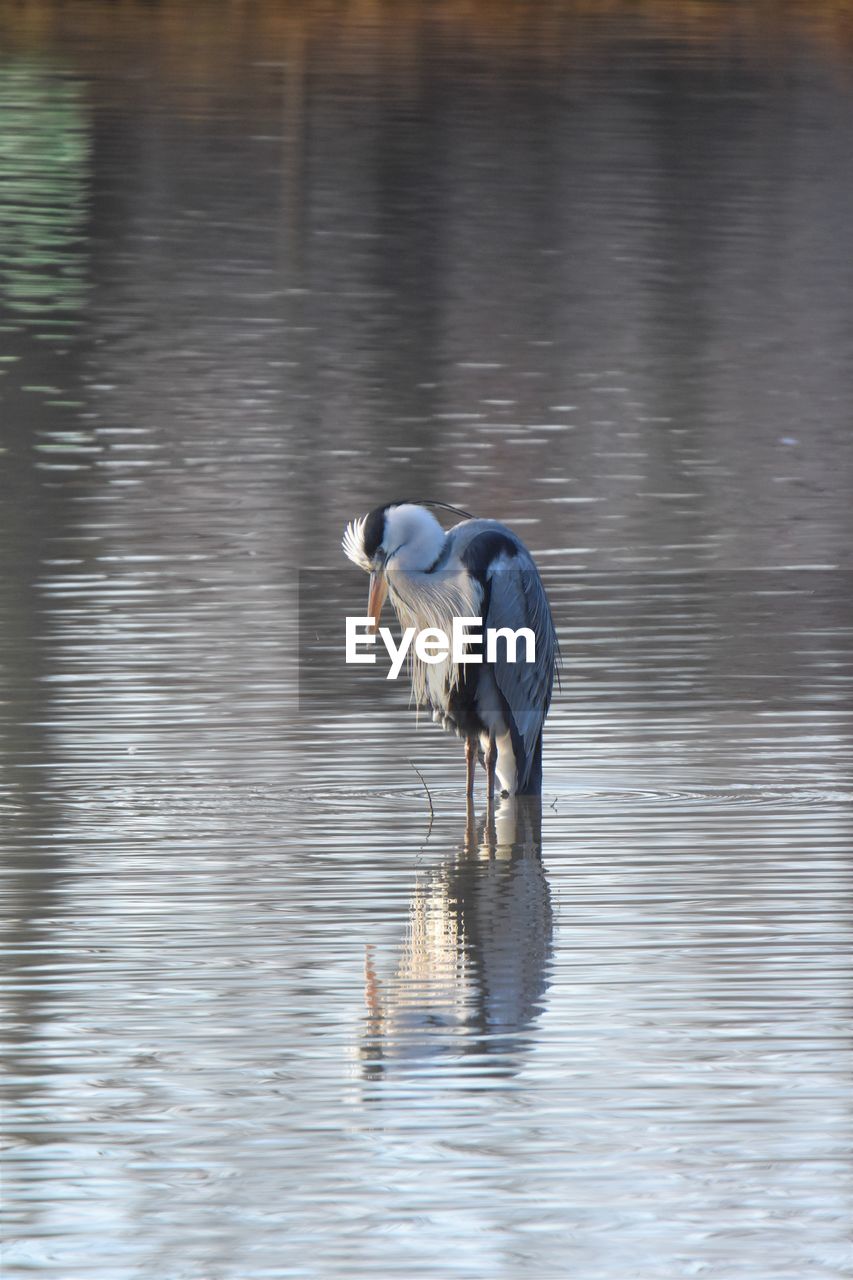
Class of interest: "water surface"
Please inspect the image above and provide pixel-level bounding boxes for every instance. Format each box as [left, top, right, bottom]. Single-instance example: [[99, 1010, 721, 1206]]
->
[[2, 5, 853, 1277]]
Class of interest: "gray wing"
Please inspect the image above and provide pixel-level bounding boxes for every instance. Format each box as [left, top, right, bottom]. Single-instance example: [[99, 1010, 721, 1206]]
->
[[485, 556, 557, 787], [449, 519, 559, 789]]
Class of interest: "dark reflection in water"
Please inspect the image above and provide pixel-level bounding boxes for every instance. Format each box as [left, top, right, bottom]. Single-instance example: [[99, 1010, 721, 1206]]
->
[[2, 4, 853, 1279], [361, 797, 551, 1080]]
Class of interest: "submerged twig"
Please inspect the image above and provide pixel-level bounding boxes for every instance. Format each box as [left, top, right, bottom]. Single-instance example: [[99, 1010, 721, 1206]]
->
[[409, 759, 435, 835]]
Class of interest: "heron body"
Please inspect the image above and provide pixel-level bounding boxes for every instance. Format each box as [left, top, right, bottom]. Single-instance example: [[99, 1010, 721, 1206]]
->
[[343, 502, 558, 799]]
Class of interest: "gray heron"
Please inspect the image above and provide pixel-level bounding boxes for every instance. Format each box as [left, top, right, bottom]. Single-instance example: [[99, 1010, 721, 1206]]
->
[[343, 501, 558, 801]]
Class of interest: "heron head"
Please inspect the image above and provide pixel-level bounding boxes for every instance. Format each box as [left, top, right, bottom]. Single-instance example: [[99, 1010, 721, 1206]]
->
[[342, 502, 447, 628]]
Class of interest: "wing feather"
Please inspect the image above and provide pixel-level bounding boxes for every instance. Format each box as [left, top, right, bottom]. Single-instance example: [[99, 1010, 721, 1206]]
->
[[485, 554, 557, 789]]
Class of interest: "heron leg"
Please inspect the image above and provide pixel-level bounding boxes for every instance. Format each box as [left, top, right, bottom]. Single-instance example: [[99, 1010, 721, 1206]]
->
[[485, 734, 497, 812], [465, 736, 477, 798], [464, 796, 477, 851]]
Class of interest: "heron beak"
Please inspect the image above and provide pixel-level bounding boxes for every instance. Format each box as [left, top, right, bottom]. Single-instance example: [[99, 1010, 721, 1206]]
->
[[367, 571, 388, 631]]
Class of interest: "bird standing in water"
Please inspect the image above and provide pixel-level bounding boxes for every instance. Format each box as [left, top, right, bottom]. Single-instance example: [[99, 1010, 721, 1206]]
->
[[343, 502, 558, 802]]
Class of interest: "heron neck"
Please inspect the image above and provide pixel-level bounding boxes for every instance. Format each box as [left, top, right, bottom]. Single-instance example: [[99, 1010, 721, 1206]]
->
[[389, 526, 446, 574], [422, 537, 450, 573]]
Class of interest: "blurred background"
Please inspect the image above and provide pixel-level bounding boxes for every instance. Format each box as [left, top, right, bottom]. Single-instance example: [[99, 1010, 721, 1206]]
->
[[2, 0, 853, 573], [2, 4, 852, 1279]]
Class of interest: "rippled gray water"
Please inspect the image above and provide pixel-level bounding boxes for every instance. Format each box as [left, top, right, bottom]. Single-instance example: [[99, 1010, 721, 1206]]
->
[[2, 5, 853, 1278]]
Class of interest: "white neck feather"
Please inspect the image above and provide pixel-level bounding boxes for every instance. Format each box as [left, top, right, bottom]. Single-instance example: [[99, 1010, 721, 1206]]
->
[[383, 504, 446, 572]]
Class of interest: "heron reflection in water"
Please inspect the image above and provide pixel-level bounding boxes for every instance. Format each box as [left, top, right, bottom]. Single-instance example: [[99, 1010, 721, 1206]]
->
[[359, 795, 552, 1080]]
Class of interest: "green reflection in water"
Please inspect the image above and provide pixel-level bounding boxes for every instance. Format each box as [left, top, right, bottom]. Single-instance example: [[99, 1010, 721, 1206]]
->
[[0, 62, 91, 328]]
